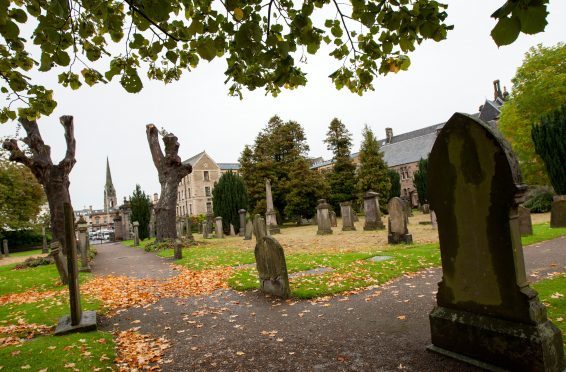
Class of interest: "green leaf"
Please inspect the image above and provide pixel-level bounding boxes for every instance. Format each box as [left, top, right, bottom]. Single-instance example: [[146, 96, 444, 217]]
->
[[491, 16, 521, 46], [120, 68, 143, 93], [515, 5, 547, 35], [196, 38, 216, 61], [53, 50, 71, 66]]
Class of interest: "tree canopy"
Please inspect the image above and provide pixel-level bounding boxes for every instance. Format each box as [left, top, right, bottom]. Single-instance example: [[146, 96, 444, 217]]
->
[[212, 171, 248, 233], [413, 157, 428, 205], [498, 43, 565, 186], [357, 124, 390, 204], [0, 0, 550, 123], [129, 184, 151, 240]]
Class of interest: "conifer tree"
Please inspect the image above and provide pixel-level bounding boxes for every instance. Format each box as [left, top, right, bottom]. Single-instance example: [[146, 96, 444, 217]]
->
[[357, 125, 391, 204], [212, 172, 248, 233], [531, 104, 566, 195], [130, 184, 151, 240], [284, 158, 329, 223], [413, 158, 429, 205], [324, 118, 357, 212], [388, 169, 401, 200]]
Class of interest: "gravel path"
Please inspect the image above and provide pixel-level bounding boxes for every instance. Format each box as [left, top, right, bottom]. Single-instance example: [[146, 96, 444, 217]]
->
[[96, 238, 565, 371]]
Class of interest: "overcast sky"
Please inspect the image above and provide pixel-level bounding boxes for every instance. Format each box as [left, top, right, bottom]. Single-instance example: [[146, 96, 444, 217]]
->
[[1, 0, 565, 210]]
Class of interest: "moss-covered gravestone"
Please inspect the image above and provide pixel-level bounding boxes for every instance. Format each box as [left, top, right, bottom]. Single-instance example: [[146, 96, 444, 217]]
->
[[428, 113, 564, 371], [253, 215, 290, 299], [387, 197, 412, 244]]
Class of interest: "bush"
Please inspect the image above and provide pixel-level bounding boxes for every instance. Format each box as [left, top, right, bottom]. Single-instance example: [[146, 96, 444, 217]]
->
[[0, 228, 50, 251], [14, 256, 54, 270], [523, 186, 554, 213]]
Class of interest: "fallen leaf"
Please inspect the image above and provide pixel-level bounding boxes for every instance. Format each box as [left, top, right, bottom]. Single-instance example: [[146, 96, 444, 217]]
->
[[397, 315, 406, 320]]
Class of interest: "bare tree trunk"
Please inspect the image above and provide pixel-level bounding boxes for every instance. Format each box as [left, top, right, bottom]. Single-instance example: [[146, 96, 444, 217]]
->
[[3, 116, 76, 284], [146, 124, 192, 242]]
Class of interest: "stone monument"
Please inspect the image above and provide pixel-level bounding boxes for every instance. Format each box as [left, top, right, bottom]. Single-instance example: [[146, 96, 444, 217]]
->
[[214, 217, 224, 239], [340, 201, 356, 231], [550, 195, 566, 228], [206, 212, 214, 235], [113, 215, 123, 241], [430, 210, 437, 229], [427, 113, 564, 370], [238, 209, 247, 236], [253, 215, 290, 299], [518, 205, 533, 236], [265, 179, 280, 235], [2, 239, 8, 257], [329, 211, 337, 227], [77, 216, 90, 272], [132, 221, 140, 246], [244, 218, 253, 240], [229, 223, 236, 236], [42, 226, 49, 253], [316, 199, 333, 235], [202, 221, 209, 239], [387, 197, 412, 244], [363, 191, 385, 230], [422, 203, 430, 214]]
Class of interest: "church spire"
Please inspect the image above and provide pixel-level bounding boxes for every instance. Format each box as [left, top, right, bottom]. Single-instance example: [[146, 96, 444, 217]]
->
[[104, 157, 117, 212]]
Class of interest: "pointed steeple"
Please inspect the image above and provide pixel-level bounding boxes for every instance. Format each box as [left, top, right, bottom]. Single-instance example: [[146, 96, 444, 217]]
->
[[105, 157, 113, 188], [104, 157, 117, 212]]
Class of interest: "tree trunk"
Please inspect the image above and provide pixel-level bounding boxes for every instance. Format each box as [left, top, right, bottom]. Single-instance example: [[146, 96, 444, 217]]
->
[[146, 124, 192, 242], [3, 116, 76, 284]]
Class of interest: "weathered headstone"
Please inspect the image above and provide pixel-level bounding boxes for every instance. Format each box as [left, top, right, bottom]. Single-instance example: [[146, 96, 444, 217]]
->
[[402, 199, 413, 218], [329, 211, 337, 227], [352, 213, 359, 222], [214, 217, 224, 238], [550, 195, 566, 228], [206, 212, 214, 235], [340, 201, 356, 231], [253, 215, 290, 299], [202, 221, 209, 239], [229, 223, 236, 236], [238, 209, 246, 236], [2, 239, 8, 257], [387, 197, 412, 244], [363, 191, 385, 230], [427, 113, 564, 370], [421, 203, 430, 214], [42, 226, 49, 254], [113, 215, 123, 241], [244, 219, 253, 240], [185, 216, 193, 240], [316, 199, 333, 235], [77, 217, 90, 272], [174, 239, 182, 260], [55, 203, 96, 335], [430, 210, 437, 229], [265, 179, 280, 235], [133, 221, 140, 246], [518, 205, 533, 236]]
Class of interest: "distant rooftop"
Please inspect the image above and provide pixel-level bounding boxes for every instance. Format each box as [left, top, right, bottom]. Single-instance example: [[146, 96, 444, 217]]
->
[[218, 163, 241, 170]]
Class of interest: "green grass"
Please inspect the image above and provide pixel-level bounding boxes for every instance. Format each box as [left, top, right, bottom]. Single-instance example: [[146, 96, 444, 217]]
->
[[0, 264, 92, 296], [0, 331, 115, 370], [521, 223, 566, 246], [157, 246, 256, 270], [532, 274, 566, 346], [6, 249, 44, 258], [123, 238, 155, 248]]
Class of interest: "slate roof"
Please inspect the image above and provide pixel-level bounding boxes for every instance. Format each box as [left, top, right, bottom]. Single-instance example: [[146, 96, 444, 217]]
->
[[479, 99, 503, 122], [182, 151, 205, 166], [218, 163, 241, 170]]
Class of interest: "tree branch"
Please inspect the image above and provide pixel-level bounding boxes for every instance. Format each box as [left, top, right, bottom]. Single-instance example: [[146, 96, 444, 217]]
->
[[333, 0, 357, 59], [2, 139, 32, 168], [124, 0, 186, 42], [146, 124, 165, 173], [58, 115, 76, 170]]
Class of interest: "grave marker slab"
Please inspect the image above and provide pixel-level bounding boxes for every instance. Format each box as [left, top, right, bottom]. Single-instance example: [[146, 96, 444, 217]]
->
[[340, 201, 356, 231], [518, 205, 533, 236], [244, 219, 253, 240], [550, 195, 566, 228], [133, 221, 140, 246], [387, 197, 412, 244], [427, 113, 564, 370], [265, 179, 280, 235], [1, 239, 7, 257], [329, 211, 337, 227], [363, 191, 385, 230], [214, 217, 224, 238], [77, 217, 90, 272], [202, 221, 209, 239], [316, 199, 333, 235], [238, 209, 247, 236]]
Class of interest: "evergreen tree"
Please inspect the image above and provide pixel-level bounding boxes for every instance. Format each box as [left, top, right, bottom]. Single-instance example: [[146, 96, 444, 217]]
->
[[212, 172, 248, 233], [413, 158, 429, 205], [130, 184, 151, 240], [284, 159, 330, 223], [531, 104, 566, 195], [324, 118, 357, 212], [388, 169, 401, 200], [357, 125, 391, 204]]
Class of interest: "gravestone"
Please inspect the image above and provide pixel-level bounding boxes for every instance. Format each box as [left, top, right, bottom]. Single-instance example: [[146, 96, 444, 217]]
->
[[2, 239, 8, 257], [427, 113, 564, 370], [340, 201, 356, 231], [238, 209, 246, 236], [244, 218, 253, 240], [42, 226, 49, 254], [402, 199, 413, 218], [329, 211, 337, 227], [422, 203, 430, 214], [133, 221, 140, 246], [77, 217, 90, 272], [352, 213, 359, 222], [202, 221, 209, 239], [550, 195, 566, 228], [253, 215, 290, 299], [214, 217, 224, 238], [113, 215, 123, 241], [430, 210, 437, 229], [55, 203, 96, 335], [206, 212, 214, 235], [387, 197, 412, 244], [316, 199, 333, 235], [185, 217, 193, 240], [229, 223, 236, 236], [518, 205, 533, 236], [174, 239, 182, 260], [198, 220, 203, 234], [265, 179, 280, 235], [363, 191, 385, 230]]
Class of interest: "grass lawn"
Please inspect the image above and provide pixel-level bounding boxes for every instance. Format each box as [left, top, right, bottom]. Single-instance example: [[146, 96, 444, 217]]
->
[[123, 238, 155, 248], [521, 223, 566, 246], [532, 274, 566, 346], [7, 249, 44, 258]]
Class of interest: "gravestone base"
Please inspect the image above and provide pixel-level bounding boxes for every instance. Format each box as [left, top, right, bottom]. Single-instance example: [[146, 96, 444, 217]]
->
[[429, 306, 565, 371], [79, 265, 91, 273], [317, 228, 332, 235], [363, 220, 385, 231], [260, 277, 289, 299], [268, 225, 281, 235], [388, 233, 412, 244], [550, 197, 566, 228], [54, 310, 97, 336], [342, 225, 356, 231]]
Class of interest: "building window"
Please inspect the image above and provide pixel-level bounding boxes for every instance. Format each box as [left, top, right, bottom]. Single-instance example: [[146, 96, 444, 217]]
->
[[206, 202, 212, 212], [204, 171, 210, 181], [205, 186, 211, 197], [188, 188, 191, 198], [189, 204, 193, 215]]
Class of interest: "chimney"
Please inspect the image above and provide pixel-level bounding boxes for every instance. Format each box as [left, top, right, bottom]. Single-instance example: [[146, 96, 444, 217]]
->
[[385, 128, 393, 144], [493, 79, 502, 101], [89, 205, 92, 213], [153, 193, 159, 203]]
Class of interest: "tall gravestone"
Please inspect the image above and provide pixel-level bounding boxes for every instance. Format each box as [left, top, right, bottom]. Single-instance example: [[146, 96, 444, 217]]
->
[[244, 218, 253, 240], [77, 217, 90, 272], [427, 113, 564, 370], [253, 215, 290, 299], [550, 195, 566, 228], [133, 221, 140, 246], [185, 216, 193, 240], [387, 197, 412, 244], [363, 191, 385, 230], [329, 211, 337, 227], [316, 199, 333, 235], [2, 239, 8, 257], [238, 209, 247, 236], [518, 205, 533, 236], [206, 212, 214, 235], [430, 210, 437, 229], [265, 179, 280, 235], [215, 217, 224, 238], [42, 226, 49, 253], [202, 221, 209, 239], [229, 224, 236, 236], [113, 215, 123, 241], [340, 201, 356, 231]]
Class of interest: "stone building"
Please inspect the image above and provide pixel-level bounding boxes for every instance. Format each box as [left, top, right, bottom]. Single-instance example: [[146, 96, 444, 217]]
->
[[176, 151, 241, 217]]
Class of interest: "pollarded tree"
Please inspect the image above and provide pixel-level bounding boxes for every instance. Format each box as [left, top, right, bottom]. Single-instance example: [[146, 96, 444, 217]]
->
[[146, 124, 192, 242], [212, 172, 248, 233], [325, 118, 357, 212], [531, 104, 566, 195], [0, 0, 547, 122], [130, 184, 152, 240], [388, 169, 401, 200], [357, 125, 391, 204], [413, 158, 428, 205]]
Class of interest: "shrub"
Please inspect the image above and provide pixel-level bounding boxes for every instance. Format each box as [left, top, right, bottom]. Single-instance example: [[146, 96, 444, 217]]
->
[[523, 186, 554, 213], [14, 256, 54, 269]]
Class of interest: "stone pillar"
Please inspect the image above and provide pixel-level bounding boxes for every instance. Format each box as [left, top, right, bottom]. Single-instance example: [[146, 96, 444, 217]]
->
[[202, 221, 209, 239], [174, 239, 182, 260], [550, 195, 566, 228], [329, 211, 337, 227], [316, 199, 333, 235], [133, 221, 139, 246], [238, 209, 247, 236], [113, 215, 123, 241], [206, 212, 214, 235], [42, 226, 49, 253], [340, 202, 356, 231], [265, 179, 280, 235], [518, 205, 533, 236], [77, 218, 90, 272], [215, 217, 224, 238], [363, 191, 385, 230], [2, 239, 8, 257]]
